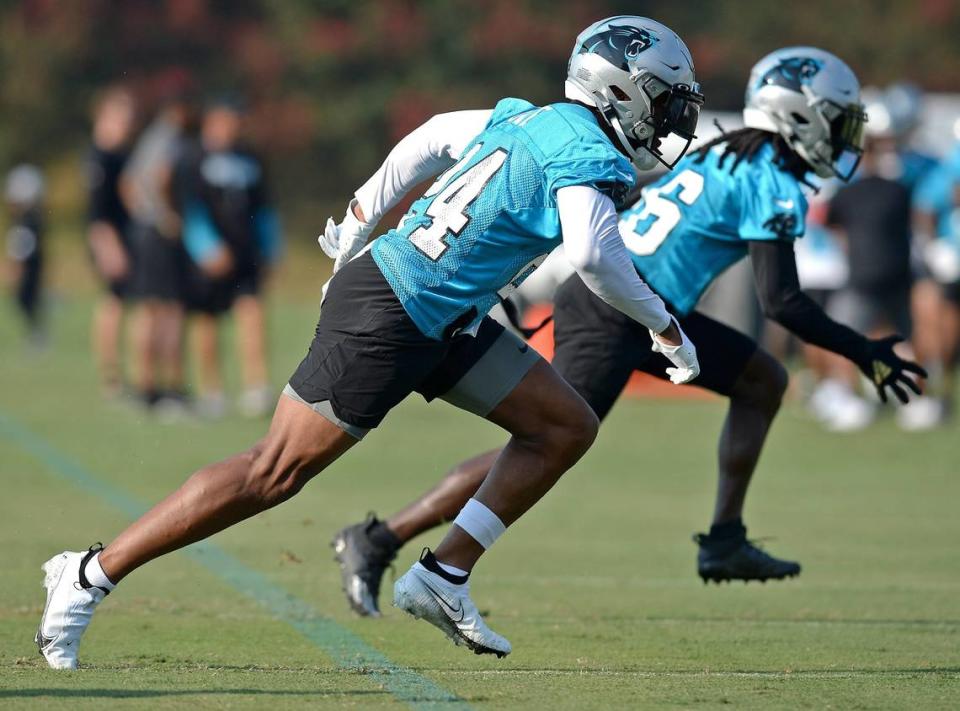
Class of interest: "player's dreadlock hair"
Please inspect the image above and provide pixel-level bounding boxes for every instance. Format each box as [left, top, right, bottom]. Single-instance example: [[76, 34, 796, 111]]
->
[[692, 127, 811, 181]]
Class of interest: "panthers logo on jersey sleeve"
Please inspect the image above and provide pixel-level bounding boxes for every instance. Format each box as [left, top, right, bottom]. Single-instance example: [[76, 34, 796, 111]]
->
[[762, 212, 800, 239], [738, 157, 807, 241]]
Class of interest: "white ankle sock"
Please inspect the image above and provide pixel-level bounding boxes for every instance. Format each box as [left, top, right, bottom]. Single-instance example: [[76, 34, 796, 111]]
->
[[84, 552, 117, 592], [437, 561, 469, 578], [453, 498, 506, 550]]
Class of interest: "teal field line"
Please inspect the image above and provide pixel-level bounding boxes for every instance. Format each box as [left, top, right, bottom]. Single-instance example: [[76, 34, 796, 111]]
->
[[0, 409, 469, 710]]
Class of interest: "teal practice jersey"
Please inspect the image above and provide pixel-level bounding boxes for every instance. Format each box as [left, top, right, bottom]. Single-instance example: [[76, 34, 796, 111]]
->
[[915, 146, 960, 240], [372, 98, 635, 340], [621, 142, 808, 316]]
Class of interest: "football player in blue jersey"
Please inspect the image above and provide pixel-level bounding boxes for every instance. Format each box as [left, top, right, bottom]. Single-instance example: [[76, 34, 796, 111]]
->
[[881, 83, 939, 195], [36, 16, 705, 666], [331, 47, 929, 618], [913, 134, 960, 426]]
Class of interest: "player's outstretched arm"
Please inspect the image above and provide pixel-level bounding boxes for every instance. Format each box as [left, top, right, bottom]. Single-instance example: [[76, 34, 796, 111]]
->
[[749, 239, 927, 403], [558, 184, 699, 384], [320, 109, 493, 271]]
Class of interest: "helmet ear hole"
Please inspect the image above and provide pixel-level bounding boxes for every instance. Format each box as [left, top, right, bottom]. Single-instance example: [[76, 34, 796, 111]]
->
[[790, 112, 810, 125], [609, 85, 631, 101]]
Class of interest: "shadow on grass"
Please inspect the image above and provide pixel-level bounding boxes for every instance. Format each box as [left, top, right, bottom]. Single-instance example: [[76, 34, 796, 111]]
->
[[0, 688, 389, 699], [425, 666, 960, 676]]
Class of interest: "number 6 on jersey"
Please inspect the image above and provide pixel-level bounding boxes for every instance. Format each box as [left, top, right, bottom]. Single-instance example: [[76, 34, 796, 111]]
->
[[410, 146, 508, 260], [620, 169, 704, 256]]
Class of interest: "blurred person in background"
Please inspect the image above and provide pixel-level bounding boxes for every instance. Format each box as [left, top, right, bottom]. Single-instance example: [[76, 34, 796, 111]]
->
[[120, 95, 193, 413], [794, 190, 854, 427], [882, 83, 939, 193], [914, 126, 960, 425], [822, 115, 915, 431], [181, 98, 281, 418], [806, 88, 940, 432], [4, 163, 46, 348], [86, 88, 136, 397], [877, 84, 944, 429]]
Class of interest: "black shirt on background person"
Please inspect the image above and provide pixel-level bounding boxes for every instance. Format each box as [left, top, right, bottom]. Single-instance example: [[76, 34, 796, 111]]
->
[[87, 145, 130, 240], [826, 174, 913, 292]]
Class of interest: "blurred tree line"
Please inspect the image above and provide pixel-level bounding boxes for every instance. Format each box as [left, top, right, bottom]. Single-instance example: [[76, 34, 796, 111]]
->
[[2, 0, 960, 237]]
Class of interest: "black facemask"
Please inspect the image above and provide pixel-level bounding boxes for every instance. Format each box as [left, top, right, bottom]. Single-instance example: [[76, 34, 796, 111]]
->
[[824, 100, 866, 181], [637, 77, 704, 168]]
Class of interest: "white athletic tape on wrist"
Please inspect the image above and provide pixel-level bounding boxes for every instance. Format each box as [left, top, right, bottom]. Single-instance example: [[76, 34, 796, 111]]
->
[[452, 498, 506, 550]]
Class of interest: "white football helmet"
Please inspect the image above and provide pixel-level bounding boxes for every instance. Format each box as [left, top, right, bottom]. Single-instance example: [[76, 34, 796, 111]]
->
[[4, 164, 45, 207], [744, 47, 866, 181], [884, 82, 924, 139], [566, 16, 703, 171], [858, 86, 892, 139]]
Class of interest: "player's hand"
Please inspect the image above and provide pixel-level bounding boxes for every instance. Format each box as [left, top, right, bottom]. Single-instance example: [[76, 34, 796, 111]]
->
[[89, 224, 129, 280], [857, 335, 927, 404], [650, 317, 700, 385], [200, 244, 234, 279], [318, 216, 341, 258], [318, 199, 374, 272]]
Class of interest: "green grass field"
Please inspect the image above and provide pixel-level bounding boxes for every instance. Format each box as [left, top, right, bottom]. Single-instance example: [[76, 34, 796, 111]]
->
[[1, 295, 958, 709]]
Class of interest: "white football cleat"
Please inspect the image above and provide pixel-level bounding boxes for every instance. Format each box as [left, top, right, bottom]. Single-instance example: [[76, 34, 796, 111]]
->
[[810, 379, 875, 432], [393, 556, 511, 658], [897, 396, 944, 432], [36, 547, 110, 670]]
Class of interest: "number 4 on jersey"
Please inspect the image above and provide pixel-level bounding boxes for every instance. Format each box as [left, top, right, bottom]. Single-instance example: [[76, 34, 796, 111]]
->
[[410, 146, 508, 261]]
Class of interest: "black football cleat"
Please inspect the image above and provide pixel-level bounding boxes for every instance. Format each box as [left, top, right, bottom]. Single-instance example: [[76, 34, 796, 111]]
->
[[331, 513, 400, 617], [694, 532, 801, 584]]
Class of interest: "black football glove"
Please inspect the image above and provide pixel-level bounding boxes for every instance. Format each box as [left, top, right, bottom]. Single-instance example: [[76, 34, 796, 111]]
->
[[857, 336, 928, 404]]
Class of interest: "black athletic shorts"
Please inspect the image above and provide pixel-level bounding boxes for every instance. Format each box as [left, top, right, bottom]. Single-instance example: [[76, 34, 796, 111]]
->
[[130, 223, 184, 302], [181, 261, 234, 315], [233, 260, 263, 298], [552, 274, 759, 421], [182, 256, 263, 315], [286, 252, 541, 438]]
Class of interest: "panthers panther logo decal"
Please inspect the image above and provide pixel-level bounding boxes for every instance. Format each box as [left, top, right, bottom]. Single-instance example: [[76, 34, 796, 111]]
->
[[758, 57, 824, 92], [763, 212, 799, 239], [580, 24, 658, 71]]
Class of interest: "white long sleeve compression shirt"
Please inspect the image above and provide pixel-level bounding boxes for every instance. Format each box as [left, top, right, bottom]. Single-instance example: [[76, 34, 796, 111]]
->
[[557, 185, 671, 333], [353, 110, 493, 227]]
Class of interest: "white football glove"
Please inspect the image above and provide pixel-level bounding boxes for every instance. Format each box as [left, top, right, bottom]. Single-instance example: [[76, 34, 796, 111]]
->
[[649, 317, 700, 385], [318, 199, 375, 273]]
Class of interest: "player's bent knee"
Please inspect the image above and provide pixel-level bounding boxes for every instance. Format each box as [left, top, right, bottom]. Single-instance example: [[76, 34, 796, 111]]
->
[[735, 351, 788, 414], [548, 399, 599, 465], [243, 446, 280, 503], [757, 356, 789, 408], [493, 361, 598, 466], [244, 440, 325, 508], [573, 404, 600, 451]]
